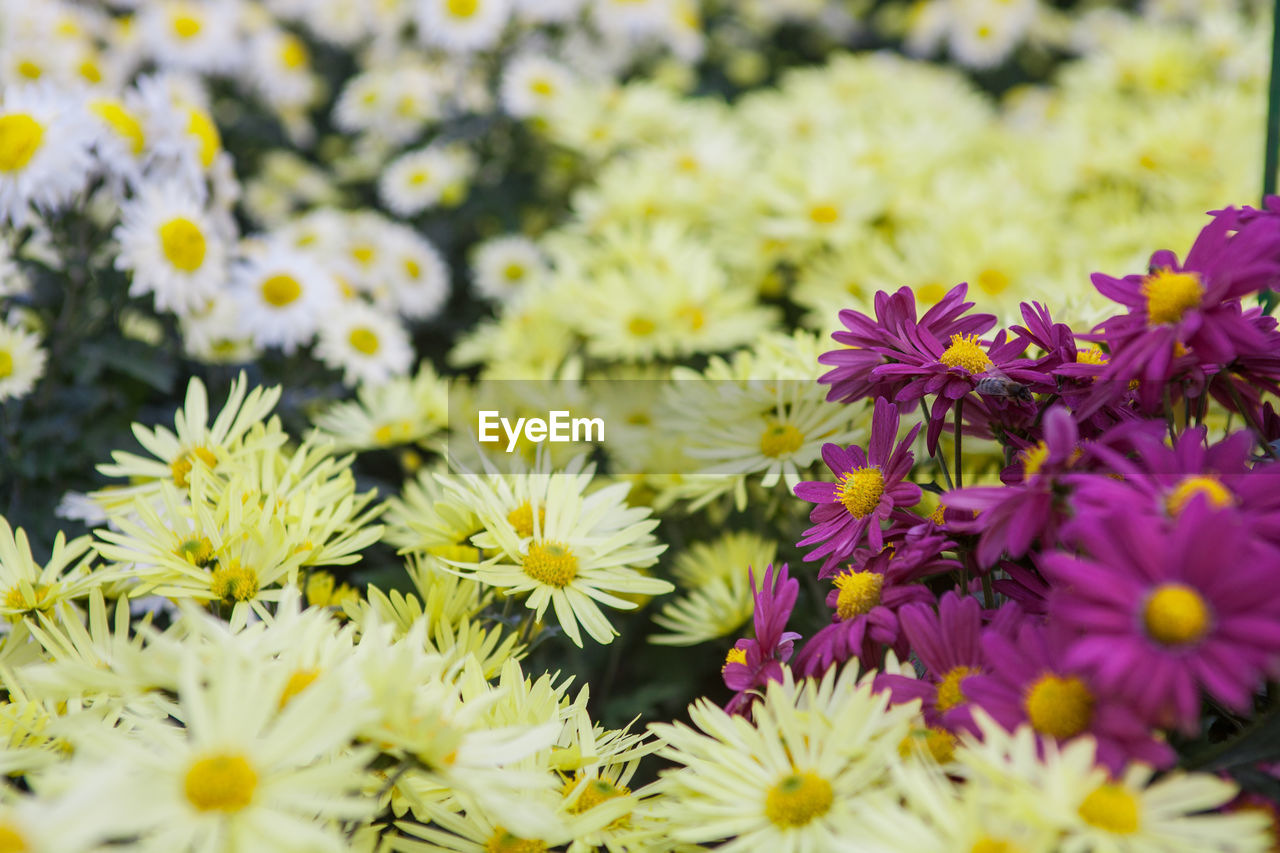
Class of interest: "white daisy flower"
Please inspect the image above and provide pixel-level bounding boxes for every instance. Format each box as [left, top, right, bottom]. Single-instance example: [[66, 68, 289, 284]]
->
[[0, 86, 94, 225], [178, 292, 260, 363], [0, 320, 47, 402], [138, 0, 244, 75], [86, 90, 149, 183], [114, 183, 230, 316], [382, 225, 451, 320], [314, 301, 414, 387], [470, 234, 548, 303], [416, 0, 512, 52], [231, 243, 340, 354], [248, 27, 318, 111], [378, 143, 475, 217], [136, 73, 225, 188], [499, 53, 575, 118]]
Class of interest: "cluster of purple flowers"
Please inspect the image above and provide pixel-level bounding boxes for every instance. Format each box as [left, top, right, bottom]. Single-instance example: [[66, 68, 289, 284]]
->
[[721, 198, 1280, 783]]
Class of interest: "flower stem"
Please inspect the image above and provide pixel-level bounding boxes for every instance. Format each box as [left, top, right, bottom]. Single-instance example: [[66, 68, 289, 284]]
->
[[1261, 0, 1280, 313], [923, 399, 954, 490], [1224, 378, 1279, 459]]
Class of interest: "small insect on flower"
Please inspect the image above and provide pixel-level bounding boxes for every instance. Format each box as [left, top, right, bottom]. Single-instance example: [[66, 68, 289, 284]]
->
[[974, 369, 1033, 402]]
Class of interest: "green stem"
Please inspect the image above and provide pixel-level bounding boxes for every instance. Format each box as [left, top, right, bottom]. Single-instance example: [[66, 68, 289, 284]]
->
[[922, 399, 953, 491], [1261, 0, 1280, 313]]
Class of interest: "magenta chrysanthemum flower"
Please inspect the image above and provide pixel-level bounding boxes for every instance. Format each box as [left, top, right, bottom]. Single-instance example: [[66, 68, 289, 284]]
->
[[1040, 505, 1280, 732], [794, 397, 922, 574], [723, 564, 801, 715], [819, 283, 995, 406], [876, 592, 987, 732], [963, 620, 1175, 774]]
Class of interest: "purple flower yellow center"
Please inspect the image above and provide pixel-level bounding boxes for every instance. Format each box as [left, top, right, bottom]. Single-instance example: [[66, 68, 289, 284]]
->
[[1142, 268, 1204, 327], [939, 333, 993, 375], [760, 422, 804, 458], [1164, 475, 1234, 517], [1023, 673, 1094, 739], [523, 541, 578, 588], [836, 467, 884, 518], [935, 665, 981, 712], [485, 829, 547, 853], [1143, 583, 1210, 647], [722, 646, 746, 673], [765, 770, 834, 828], [1019, 441, 1050, 478], [184, 752, 257, 812], [834, 570, 883, 620], [1076, 347, 1107, 365], [899, 726, 956, 763], [1077, 784, 1140, 834]]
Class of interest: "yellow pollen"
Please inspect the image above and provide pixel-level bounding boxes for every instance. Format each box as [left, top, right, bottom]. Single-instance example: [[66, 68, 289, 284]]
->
[[529, 78, 554, 96], [185, 107, 221, 169], [261, 273, 302, 307], [347, 327, 380, 355], [408, 169, 430, 186], [970, 839, 1016, 853], [0, 114, 44, 173], [184, 753, 257, 813], [158, 217, 207, 272], [834, 570, 883, 620], [722, 646, 747, 674], [809, 204, 840, 224], [0, 822, 30, 852], [760, 422, 804, 458], [210, 560, 259, 603], [1024, 674, 1094, 739], [562, 775, 629, 813], [976, 268, 1010, 295], [447, 0, 480, 18], [676, 154, 699, 172], [836, 467, 885, 518], [678, 304, 706, 330], [171, 12, 203, 39], [627, 316, 655, 336], [91, 101, 145, 154], [936, 665, 980, 711], [899, 726, 956, 763], [1142, 269, 1204, 326], [1143, 584, 1211, 647], [928, 502, 947, 525], [485, 829, 546, 853], [1165, 475, 1234, 516], [176, 535, 215, 567], [523, 541, 578, 588], [171, 446, 217, 488], [403, 258, 422, 279], [279, 35, 308, 69], [1078, 784, 1140, 834], [0, 351, 12, 379], [279, 668, 319, 708], [1076, 347, 1107, 365], [503, 262, 526, 282], [373, 419, 415, 446], [765, 771, 834, 828], [350, 245, 375, 266], [79, 59, 103, 83], [507, 501, 545, 538], [1020, 441, 1050, 478], [3, 583, 52, 617], [17, 61, 41, 80], [939, 333, 993, 374]]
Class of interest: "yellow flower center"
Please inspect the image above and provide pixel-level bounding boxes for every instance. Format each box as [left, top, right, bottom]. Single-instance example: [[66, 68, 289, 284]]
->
[[0, 351, 12, 379], [1078, 784, 1140, 835], [809, 204, 840, 224], [485, 829, 546, 853], [90, 100, 145, 155], [916, 282, 946, 304], [936, 665, 980, 712], [3, 583, 52, 617], [928, 502, 947, 525], [760, 422, 804, 458], [722, 646, 747, 673], [627, 316, 655, 337], [210, 560, 259, 603], [507, 501, 545, 538], [171, 12, 202, 39], [562, 775, 629, 813], [899, 726, 956, 763], [523, 541, 578, 588], [0, 114, 44, 173], [261, 273, 302, 307], [176, 535, 215, 567], [347, 327, 380, 355], [836, 467, 885, 518], [426, 543, 481, 563], [404, 258, 422, 279], [970, 839, 1016, 853], [79, 58, 103, 83], [350, 245, 375, 266], [503, 263, 526, 282], [765, 771, 834, 828], [976, 268, 1010, 296], [447, 0, 480, 18], [185, 106, 221, 169], [158, 217, 207, 272], [184, 752, 257, 813], [17, 61, 40, 80], [1076, 347, 1107, 366], [1020, 441, 1050, 478], [834, 570, 883, 620], [373, 419, 415, 446], [171, 446, 217, 488], [279, 668, 319, 708], [1164, 475, 1234, 516], [278, 35, 308, 69], [529, 77, 554, 96], [678, 303, 706, 330], [0, 822, 30, 853], [1142, 269, 1204, 326], [1024, 674, 1094, 739], [939, 333, 992, 374], [1143, 584, 1211, 647]]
